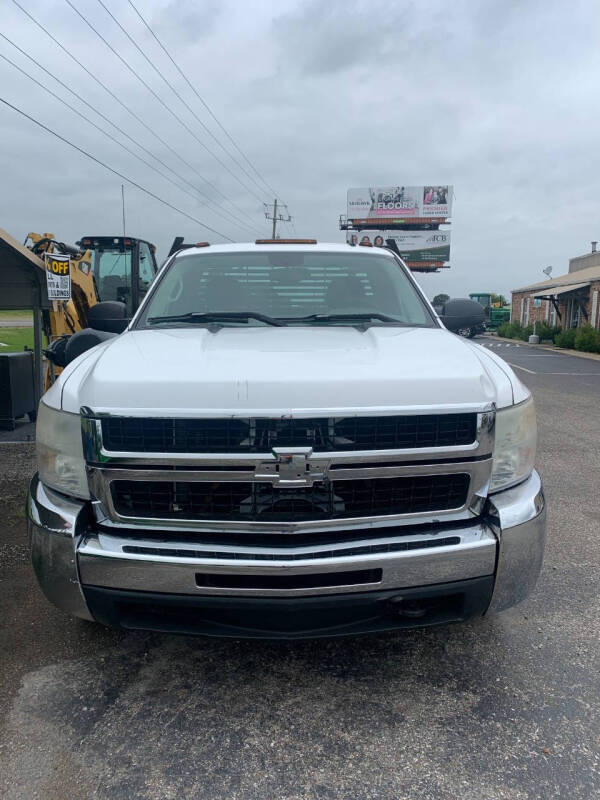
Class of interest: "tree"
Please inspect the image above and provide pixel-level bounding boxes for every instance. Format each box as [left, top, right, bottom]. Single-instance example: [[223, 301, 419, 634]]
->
[[432, 293, 450, 306], [491, 293, 507, 306]]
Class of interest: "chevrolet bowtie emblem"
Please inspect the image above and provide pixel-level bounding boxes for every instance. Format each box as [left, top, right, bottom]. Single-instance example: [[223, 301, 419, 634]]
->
[[254, 446, 326, 486]]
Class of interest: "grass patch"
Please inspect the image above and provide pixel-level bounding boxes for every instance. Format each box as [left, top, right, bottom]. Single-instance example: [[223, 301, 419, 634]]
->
[[0, 327, 43, 353], [0, 309, 33, 321]]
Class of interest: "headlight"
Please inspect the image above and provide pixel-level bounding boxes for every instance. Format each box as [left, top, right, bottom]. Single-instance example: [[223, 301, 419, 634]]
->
[[36, 401, 89, 499], [489, 396, 537, 493]]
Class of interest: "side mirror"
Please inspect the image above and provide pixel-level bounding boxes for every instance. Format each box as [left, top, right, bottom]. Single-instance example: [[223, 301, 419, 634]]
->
[[65, 328, 117, 364], [87, 301, 130, 333], [438, 298, 486, 336]]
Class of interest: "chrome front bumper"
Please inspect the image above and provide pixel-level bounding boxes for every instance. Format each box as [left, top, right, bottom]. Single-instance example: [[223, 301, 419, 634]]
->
[[27, 471, 546, 624]]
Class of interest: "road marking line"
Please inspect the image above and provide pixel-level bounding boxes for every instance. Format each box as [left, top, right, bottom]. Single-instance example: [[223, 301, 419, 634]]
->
[[508, 362, 536, 374], [545, 372, 600, 376]]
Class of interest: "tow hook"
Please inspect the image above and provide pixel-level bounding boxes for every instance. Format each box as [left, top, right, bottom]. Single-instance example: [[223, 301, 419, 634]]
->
[[386, 596, 429, 618]]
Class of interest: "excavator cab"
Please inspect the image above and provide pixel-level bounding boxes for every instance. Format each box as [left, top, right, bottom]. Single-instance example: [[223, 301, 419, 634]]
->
[[79, 236, 158, 315]]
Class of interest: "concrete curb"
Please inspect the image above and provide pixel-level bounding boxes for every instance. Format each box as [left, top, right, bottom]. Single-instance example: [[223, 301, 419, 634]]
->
[[484, 334, 600, 362]]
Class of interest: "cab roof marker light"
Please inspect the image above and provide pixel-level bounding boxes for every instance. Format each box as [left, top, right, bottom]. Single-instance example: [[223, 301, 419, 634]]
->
[[195, 242, 211, 247], [255, 239, 318, 245]]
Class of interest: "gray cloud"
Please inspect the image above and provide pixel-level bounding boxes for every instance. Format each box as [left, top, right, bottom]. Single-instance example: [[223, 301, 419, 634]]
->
[[1, 0, 600, 302], [150, 0, 222, 44], [273, 0, 416, 75]]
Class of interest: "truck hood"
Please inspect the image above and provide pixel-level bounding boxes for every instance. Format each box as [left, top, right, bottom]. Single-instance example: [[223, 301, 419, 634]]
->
[[57, 326, 523, 415]]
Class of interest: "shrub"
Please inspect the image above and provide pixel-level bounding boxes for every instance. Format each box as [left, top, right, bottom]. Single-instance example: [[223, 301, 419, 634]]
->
[[520, 324, 534, 341], [498, 321, 563, 342], [497, 321, 527, 339], [554, 328, 577, 349], [534, 323, 561, 342], [574, 324, 600, 353]]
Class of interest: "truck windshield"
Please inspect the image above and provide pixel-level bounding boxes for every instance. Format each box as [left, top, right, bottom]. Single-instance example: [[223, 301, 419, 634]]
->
[[136, 251, 436, 328]]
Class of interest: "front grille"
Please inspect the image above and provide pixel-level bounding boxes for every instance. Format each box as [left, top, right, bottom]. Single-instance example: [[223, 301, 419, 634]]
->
[[111, 474, 470, 521], [101, 413, 477, 454]]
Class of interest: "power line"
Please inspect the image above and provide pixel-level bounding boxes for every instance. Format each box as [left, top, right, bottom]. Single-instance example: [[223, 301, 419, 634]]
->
[[0, 94, 235, 241], [64, 0, 265, 213], [96, 0, 273, 205], [126, 0, 281, 202], [0, 46, 257, 236], [9, 0, 258, 229], [0, 31, 254, 232]]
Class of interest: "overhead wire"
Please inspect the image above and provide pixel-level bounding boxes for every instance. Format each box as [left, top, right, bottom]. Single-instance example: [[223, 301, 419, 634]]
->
[[9, 0, 259, 230], [64, 0, 266, 212], [125, 0, 291, 213], [96, 0, 274, 205], [0, 34, 258, 235], [0, 46, 258, 236], [126, 0, 280, 200], [0, 95, 235, 241]]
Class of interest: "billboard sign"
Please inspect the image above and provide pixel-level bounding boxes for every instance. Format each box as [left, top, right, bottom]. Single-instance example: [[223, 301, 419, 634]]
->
[[386, 230, 450, 263], [346, 229, 450, 263], [347, 185, 452, 222]]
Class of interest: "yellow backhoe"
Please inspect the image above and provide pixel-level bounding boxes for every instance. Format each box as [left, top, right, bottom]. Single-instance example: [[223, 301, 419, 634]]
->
[[0, 228, 158, 390]]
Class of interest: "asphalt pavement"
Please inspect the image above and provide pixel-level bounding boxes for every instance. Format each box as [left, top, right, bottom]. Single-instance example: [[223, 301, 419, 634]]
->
[[474, 337, 600, 397], [1, 345, 599, 799]]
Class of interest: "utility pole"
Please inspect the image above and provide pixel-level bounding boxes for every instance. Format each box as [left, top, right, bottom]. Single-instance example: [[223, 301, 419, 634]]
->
[[264, 199, 291, 239], [271, 198, 278, 239]]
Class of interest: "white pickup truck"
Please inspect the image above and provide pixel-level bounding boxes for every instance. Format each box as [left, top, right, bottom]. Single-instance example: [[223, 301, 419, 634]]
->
[[28, 241, 545, 638]]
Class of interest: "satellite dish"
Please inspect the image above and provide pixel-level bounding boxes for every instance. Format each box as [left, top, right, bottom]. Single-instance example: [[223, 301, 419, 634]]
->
[[543, 266, 553, 277]]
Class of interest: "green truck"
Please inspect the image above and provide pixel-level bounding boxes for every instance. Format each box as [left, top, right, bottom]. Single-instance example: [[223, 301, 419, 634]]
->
[[469, 293, 511, 331]]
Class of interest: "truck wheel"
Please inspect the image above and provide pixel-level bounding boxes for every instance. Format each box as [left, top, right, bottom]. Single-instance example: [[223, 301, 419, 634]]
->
[[457, 327, 472, 338]]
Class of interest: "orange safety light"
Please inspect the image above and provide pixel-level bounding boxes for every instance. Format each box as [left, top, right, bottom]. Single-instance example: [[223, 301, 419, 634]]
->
[[195, 242, 211, 247], [255, 239, 317, 245]]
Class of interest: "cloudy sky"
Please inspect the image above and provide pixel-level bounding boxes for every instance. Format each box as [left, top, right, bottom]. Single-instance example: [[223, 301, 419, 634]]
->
[[2, 0, 600, 299]]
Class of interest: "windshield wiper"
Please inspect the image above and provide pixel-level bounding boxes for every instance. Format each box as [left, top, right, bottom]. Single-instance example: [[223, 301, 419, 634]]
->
[[147, 311, 284, 327], [282, 312, 407, 325]]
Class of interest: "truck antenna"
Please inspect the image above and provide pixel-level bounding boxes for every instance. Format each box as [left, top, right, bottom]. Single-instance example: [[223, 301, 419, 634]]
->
[[121, 184, 126, 237]]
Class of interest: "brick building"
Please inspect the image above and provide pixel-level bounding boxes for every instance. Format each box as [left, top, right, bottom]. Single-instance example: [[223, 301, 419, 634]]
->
[[511, 246, 600, 330]]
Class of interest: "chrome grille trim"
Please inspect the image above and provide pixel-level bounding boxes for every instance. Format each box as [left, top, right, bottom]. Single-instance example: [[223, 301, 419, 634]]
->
[[81, 406, 495, 465], [92, 526, 475, 561], [87, 458, 491, 530], [98, 412, 478, 454], [82, 406, 495, 531]]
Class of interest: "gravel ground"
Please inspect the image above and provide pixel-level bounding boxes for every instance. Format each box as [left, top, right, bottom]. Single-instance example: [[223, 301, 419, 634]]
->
[[0, 365, 599, 799]]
